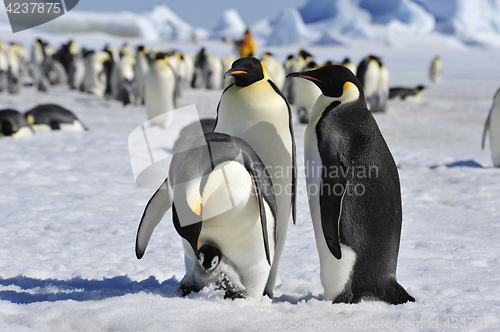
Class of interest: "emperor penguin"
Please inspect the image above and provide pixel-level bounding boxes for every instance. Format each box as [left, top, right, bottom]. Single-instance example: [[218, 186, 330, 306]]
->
[[356, 55, 388, 112], [144, 53, 176, 129], [287, 65, 414, 305], [82, 51, 110, 96], [482, 88, 500, 167], [215, 56, 296, 297], [429, 56, 442, 83], [133, 46, 150, 105], [25, 104, 87, 132], [261, 52, 285, 91], [110, 55, 136, 99], [135, 132, 277, 300], [203, 53, 223, 90], [31, 39, 45, 66], [0, 41, 9, 92], [0, 109, 34, 138], [282, 54, 296, 104], [293, 61, 322, 124], [222, 53, 236, 89], [341, 57, 356, 75], [389, 86, 425, 100]]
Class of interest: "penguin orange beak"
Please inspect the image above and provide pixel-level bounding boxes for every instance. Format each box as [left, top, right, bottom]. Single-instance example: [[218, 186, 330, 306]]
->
[[286, 72, 322, 83], [224, 69, 247, 79]]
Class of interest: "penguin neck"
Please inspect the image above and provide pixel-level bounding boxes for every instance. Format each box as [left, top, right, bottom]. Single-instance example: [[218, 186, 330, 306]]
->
[[309, 95, 341, 126]]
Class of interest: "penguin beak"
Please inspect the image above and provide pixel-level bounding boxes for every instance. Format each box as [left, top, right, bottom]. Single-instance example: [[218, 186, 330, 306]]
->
[[224, 68, 247, 79], [286, 72, 322, 83]]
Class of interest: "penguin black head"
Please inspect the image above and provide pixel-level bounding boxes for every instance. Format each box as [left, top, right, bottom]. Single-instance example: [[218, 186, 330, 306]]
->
[[198, 244, 221, 271], [224, 56, 265, 87], [298, 49, 312, 60], [287, 64, 364, 101], [415, 85, 425, 92]]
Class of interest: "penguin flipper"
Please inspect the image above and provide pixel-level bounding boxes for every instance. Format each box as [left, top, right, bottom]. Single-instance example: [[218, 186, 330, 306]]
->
[[135, 179, 172, 259], [320, 176, 347, 260], [482, 109, 492, 150]]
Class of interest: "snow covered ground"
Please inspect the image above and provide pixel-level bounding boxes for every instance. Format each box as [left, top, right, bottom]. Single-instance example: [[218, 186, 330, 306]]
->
[[1, 41, 500, 331]]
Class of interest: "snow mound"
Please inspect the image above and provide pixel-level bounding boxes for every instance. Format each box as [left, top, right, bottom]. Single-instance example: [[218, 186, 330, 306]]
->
[[210, 9, 246, 40], [146, 5, 201, 41], [31, 10, 160, 41], [266, 8, 310, 46]]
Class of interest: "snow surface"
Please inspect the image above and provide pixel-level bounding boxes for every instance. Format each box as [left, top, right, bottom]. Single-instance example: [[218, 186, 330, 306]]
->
[[1, 34, 500, 331]]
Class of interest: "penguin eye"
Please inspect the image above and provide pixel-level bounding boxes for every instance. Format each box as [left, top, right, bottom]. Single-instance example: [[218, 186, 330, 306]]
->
[[210, 256, 219, 270], [198, 253, 204, 265]]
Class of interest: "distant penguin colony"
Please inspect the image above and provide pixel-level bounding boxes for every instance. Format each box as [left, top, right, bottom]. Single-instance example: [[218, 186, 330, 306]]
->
[[482, 88, 500, 167], [287, 65, 414, 304]]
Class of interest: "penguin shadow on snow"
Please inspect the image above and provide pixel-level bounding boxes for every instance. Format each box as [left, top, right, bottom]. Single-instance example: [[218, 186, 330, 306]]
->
[[429, 160, 485, 169], [0, 275, 182, 304]]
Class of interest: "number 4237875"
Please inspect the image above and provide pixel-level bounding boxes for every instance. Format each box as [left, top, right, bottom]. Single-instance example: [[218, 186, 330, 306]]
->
[[5, 2, 61, 14]]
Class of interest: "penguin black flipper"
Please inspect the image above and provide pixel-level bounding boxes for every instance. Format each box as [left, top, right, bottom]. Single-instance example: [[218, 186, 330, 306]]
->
[[136, 180, 172, 259], [268, 79, 297, 225], [482, 108, 491, 150]]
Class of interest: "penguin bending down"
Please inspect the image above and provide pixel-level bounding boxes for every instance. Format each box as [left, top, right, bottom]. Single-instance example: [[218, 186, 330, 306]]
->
[[287, 65, 414, 305], [215, 57, 296, 297], [0, 109, 34, 138], [136, 132, 277, 299], [293, 61, 322, 124], [482, 88, 500, 167], [144, 53, 176, 129], [389, 86, 425, 100], [25, 104, 87, 131]]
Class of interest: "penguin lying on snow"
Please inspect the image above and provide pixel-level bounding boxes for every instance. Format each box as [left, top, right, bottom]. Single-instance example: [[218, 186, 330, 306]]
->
[[288, 65, 414, 305], [25, 104, 87, 131], [136, 132, 277, 300], [389, 85, 425, 100], [0, 109, 34, 138], [482, 88, 500, 167]]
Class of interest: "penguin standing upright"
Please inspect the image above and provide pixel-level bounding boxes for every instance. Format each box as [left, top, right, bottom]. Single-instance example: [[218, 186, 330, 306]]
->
[[287, 65, 414, 305], [356, 55, 388, 112], [82, 51, 110, 96], [222, 53, 236, 88], [144, 53, 176, 129], [214, 57, 296, 297], [111, 55, 136, 100], [203, 53, 223, 90], [0, 41, 9, 92], [133, 46, 150, 105], [482, 88, 500, 167], [136, 132, 277, 299], [429, 56, 442, 83], [341, 57, 356, 75], [261, 52, 285, 91], [293, 61, 322, 124], [282, 54, 296, 104]]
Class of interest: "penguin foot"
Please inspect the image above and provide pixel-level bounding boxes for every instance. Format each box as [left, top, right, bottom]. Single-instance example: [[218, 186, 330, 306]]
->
[[375, 278, 415, 305]]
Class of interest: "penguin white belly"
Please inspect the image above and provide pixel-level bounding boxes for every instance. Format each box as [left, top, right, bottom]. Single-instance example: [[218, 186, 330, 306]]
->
[[59, 120, 86, 132], [363, 61, 380, 101], [294, 79, 322, 118], [145, 65, 175, 129], [83, 60, 106, 96], [215, 82, 293, 292], [304, 100, 357, 301], [489, 106, 500, 167]]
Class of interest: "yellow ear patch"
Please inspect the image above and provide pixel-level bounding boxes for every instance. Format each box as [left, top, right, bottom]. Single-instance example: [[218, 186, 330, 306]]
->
[[341, 81, 360, 103], [192, 202, 202, 216], [27, 115, 35, 125], [260, 62, 267, 77]]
